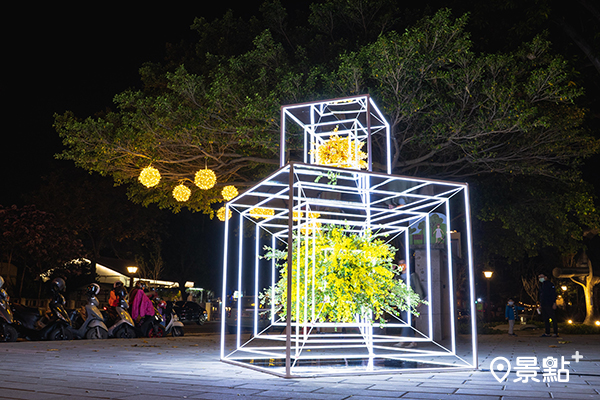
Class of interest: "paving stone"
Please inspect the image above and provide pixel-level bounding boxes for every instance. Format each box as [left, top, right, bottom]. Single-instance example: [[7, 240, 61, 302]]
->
[[1, 331, 599, 399], [187, 393, 292, 400], [0, 388, 65, 400], [455, 388, 551, 397], [399, 394, 501, 400]]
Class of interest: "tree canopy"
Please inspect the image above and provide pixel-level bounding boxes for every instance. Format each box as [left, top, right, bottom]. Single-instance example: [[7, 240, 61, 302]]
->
[[55, 7, 597, 212], [54, 3, 600, 263]]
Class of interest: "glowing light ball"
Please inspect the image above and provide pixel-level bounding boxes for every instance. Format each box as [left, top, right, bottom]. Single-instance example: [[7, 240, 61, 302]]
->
[[138, 166, 161, 188], [221, 185, 238, 201], [249, 207, 275, 219], [172, 184, 191, 202], [217, 206, 231, 221], [195, 169, 217, 190]]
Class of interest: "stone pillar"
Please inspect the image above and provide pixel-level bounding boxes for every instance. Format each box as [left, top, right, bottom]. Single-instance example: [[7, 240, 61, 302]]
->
[[414, 247, 451, 342]]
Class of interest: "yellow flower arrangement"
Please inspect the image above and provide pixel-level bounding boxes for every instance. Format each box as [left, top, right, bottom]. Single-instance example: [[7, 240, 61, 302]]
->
[[261, 226, 425, 324], [310, 134, 368, 170]]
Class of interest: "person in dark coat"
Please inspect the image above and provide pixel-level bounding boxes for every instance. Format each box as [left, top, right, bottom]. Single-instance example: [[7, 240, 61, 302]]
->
[[538, 274, 558, 337]]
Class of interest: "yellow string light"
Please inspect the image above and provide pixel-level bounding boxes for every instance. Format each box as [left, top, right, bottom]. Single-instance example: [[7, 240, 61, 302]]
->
[[138, 166, 161, 188], [217, 206, 231, 221], [221, 185, 238, 201], [249, 207, 275, 219], [293, 211, 321, 220], [172, 184, 191, 202], [195, 168, 217, 190]]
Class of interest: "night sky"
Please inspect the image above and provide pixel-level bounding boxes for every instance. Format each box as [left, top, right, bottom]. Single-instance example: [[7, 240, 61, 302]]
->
[[3, 4, 266, 207]]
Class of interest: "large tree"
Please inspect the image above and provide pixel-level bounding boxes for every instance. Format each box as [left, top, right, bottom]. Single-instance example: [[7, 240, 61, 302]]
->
[[54, 4, 599, 264]]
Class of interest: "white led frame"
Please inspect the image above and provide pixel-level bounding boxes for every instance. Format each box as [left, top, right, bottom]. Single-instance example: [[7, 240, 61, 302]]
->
[[221, 162, 477, 378], [280, 95, 391, 174]]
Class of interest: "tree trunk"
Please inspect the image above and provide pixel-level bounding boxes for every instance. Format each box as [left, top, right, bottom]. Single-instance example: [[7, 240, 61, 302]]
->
[[581, 281, 595, 325], [570, 259, 600, 325]]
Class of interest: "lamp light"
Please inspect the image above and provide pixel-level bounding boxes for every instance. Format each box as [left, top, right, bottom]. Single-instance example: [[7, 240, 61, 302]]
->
[[127, 266, 138, 274], [173, 184, 191, 202], [138, 166, 161, 188], [483, 271, 493, 279], [561, 285, 568, 291], [221, 185, 238, 201], [195, 169, 217, 190]]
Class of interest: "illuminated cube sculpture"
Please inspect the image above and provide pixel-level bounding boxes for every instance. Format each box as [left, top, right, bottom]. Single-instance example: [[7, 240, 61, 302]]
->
[[221, 95, 477, 377]]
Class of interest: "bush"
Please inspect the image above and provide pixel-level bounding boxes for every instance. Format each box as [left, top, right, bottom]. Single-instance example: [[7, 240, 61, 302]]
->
[[558, 323, 600, 334]]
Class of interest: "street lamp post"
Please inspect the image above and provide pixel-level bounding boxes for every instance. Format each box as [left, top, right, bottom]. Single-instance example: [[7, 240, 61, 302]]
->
[[483, 270, 493, 322], [127, 266, 138, 288]]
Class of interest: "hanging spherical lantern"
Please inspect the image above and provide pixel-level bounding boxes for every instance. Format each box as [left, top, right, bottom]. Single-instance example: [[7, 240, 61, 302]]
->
[[172, 184, 191, 202], [221, 185, 238, 201], [195, 168, 217, 190], [138, 166, 161, 188], [217, 206, 231, 222]]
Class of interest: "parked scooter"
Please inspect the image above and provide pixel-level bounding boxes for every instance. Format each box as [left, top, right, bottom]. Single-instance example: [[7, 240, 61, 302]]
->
[[138, 300, 165, 338], [68, 283, 108, 339], [0, 276, 18, 342], [103, 282, 136, 338], [11, 278, 72, 341], [157, 299, 184, 337]]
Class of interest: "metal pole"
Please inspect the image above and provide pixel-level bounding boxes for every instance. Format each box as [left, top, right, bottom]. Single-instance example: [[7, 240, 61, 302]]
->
[[285, 164, 294, 377], [487, 279, 491, 323]]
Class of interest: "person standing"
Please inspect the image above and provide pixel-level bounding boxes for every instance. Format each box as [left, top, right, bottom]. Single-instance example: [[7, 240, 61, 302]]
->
[[395, 259, 426, 348], [538, 274, 558, 337], [505, 298, 524, 336]]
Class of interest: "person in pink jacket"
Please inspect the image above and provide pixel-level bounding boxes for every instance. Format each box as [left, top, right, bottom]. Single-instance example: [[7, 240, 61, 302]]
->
[[131, 286, 155, 322]]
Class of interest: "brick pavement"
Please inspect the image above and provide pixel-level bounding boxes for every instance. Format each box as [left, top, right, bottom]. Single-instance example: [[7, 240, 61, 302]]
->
[[0, 328, 598, 400]]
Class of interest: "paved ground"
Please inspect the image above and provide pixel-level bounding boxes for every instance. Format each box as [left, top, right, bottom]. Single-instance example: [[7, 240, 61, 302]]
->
[[0, 323, 598, 400]]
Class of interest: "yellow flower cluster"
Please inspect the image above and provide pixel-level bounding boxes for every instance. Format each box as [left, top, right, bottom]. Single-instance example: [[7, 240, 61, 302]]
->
[[138, 166, 161, 188], [263, 227, 424, 325], [310, 134, 368, 169], [249, 207, 275, 219]]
